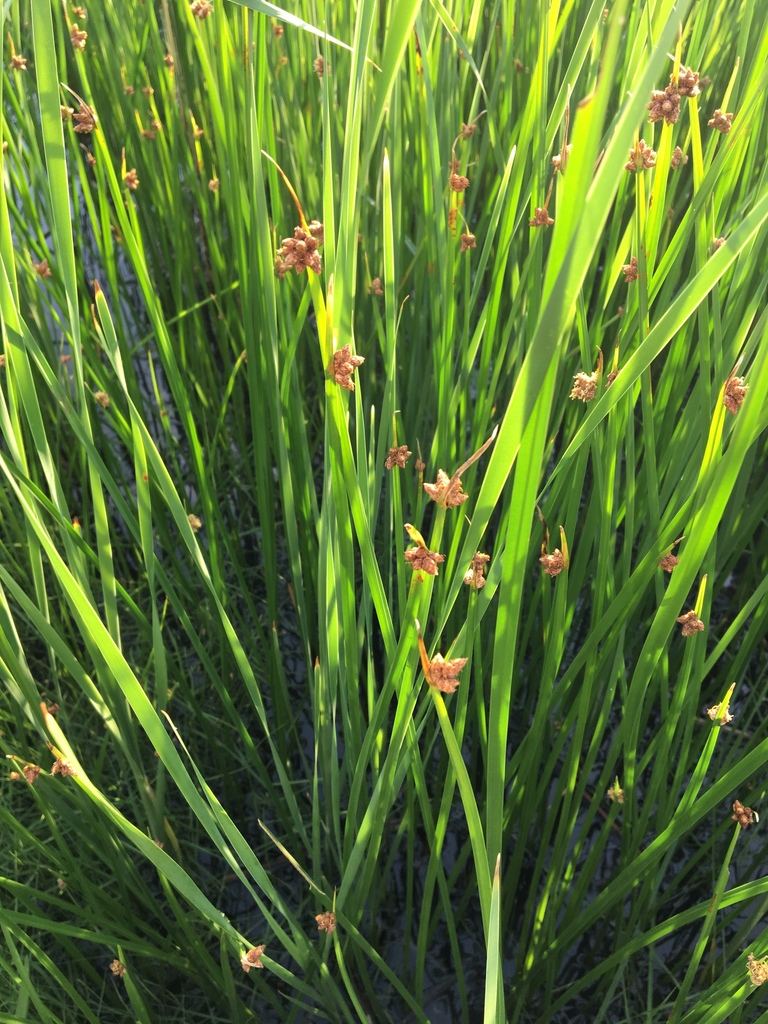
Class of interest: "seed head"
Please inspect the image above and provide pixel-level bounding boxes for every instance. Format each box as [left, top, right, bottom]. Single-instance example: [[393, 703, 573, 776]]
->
[[529, 206, 554, 227], [123, 168, 139, 191], [732, 800, 757, 829], [676, 610, 704, 636], [449, 173, 470, 193], [23, 764, 41, 784], [676, 65, 700, 98], [164, 53, 175, 70], [648, 84, 680, 125], [316, 912, 336, 934], [569, 370, 598, 402], [208, 178, 220, 192], [706, 704, 733, 724], [32, 258, 52, 278], [748, 954, 768, 986], [659, 553, 679, 572], [313, 55, 327, 79], [622, 257, 638, 283], [385, 445, 411, 470], [460, 232, 476, 252], [94, 390, 110, 408], [11, 53, 28, 71], [671, 145, 688, 169], [277, 226, 322, 275], [540, 549, 565, 576], [723, 373, 747, 414], [329, 344, 364, 391], [707, 109, 733, 133], [463, 551, 490, 590], [73, 103, 97, 134], [240, 945, 265, 972], [424, 653, 468, 693], [424, 468, 468, 508], [404, 544, 445, 576], [190, 0, 213, 18], [625, 139, 656, 172], [368, 276, 384, 295], [51, 758, 76, 777], [70, 24, 88, 51], [187, 513, 202, 532], [308, 220, 324, 245], [109, 960, 126, 978]]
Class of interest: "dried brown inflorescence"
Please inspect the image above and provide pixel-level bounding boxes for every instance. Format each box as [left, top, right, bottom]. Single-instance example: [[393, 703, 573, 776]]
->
[[187, 514, 202, 532], [11, 53, 28, 71], [73, 103, 97, 134], [625, 139, 656, 172], [313, 55, 327, 79], [748, 954, 768, 986], [706, 703, 733, 724], [676, 65, 700, 97], [708, 109, 733, 133], [32, 258, 52, 278], [449, 172, 470, 193], [723, 373, 748, 414], [676, 610, 704, 636], [123, 168, 139, 191], [540, 549, 565, 577], [460, 232, 477, 252], [368, 276, 384, 295], [316, 912, 336, 934], [23, 764, 41, 784], [463, 551, 490, 590], [423, 427, 497, 508], [622, 257, 639, 283], [51, 758, 76, 777], [190, 0, 213, 18], [732, 800, 757, 830], [425, 653, 468, 694], [276, 225, 322, 276], [109, 960, 126, 978], [659, 553, 680, 572], [385, 445, 411, 470], [404, 544, 445, 576], [328, 344, 364, 391], [70, 24, 88, 51], [240, 945, 266, 972], [529, 206, 554, 227], [671, 146, 688, 170], [569, 370, 598, 403], [648, 84, 680, 126]]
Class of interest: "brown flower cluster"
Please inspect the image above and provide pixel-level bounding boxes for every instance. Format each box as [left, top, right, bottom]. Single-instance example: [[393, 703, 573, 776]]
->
[[369, 276, 384, 295], [424, 468, 468, 508], [109, 960, 126, 978], [11, 52, 28, 71], [529, 206, 554, 227], [622, 257, 638, 283], [316, 912, 336, 934], [540, 549, 565, 577], [671, 146, 688, 169], [425, 653, 468, 693], [70, 24, 87, 51], [569, 370, 598, 402], [276, 225, 322, 276], [460, 232, 476, 252], [676, 610, 704, 636], [123, 168, 139, 191], [748, 953, 768, 986], [463, 551, 490, 590], [449, 172, 470, 193], [190, 0, 213, 18], [385, 445, 411, 470], [32, 258, 52, 278], [677, 65, 700, 97], [328, 344, 364, 391], [708, 109, 733, 133], [648, 84, 680, 126], [723, 374, 748, 414], [706, 703, 733, 724], [659, 553, 679, 572], [625, 139, 656, 172], [732, 799, 757, 829], [313, 56, 327, 79], [73, 103, 96, 134], [51, 758, 76, 777], [404, 544, 445, 576], [241, 945, 265, 972]]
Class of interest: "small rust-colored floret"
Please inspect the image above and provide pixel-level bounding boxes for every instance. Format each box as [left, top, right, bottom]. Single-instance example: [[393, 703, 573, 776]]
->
[[73, 103, 97, 134], [123, 168, 139, 191], [463, 551, 490, 590], [70, 24, 88, 51], [659, 553, 679, 572], [329, 344, 364, 391], [32, 258, 52, 278], [277, 226, 322, 275], [676, 65, 700, 97], [529, 206, 554, 227], [109, 960, 126, 978], [540, 549, 565, 576], [316, 912, 336, 934], [569, 370, 598, 402], [190, 0, 213, 18], [11, 53, 28, 70], [625, 139, 656, 172], [385, 445, 411, 470], [732, 800, 757, 830], [748, 953, 768, 986], [676, 610, 704, 636], [707, 109, 733, 133], [622, 257, 638, 283], [449, 173, 470, 193], [648, 84, 680, 125], [240, 945, 265, 972], [671, 146, 688, 169], [425, 652, 468, 693], [460, 232, 476, 252], [723, 374, 748, 414], [51, 758, 76, 777]]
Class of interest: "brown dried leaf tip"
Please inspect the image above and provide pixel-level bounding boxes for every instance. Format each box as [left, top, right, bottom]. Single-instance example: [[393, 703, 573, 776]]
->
[[426, 653, 468, 694], [109, 959, 126, 978], [51, 758, 76, 777], [276, 225, 322, 276], [748, 953, 768, 987], [570, 370, 598, 403], [463, 551, 490, 590], [659, 552, 680, 572], [73, 103, 97, 134], [648, 84, 680, 126], [622, 256, 639, 283], [676, 610, 704, 636], [671, 146, 688, 169], [707, 109, 733, 133], [329, 344, 364, 391], [625, 139, 656, 172], [190, 0, 213, 18], [529, 207, 554, 227], [385, 445, 411, 470], [316, 912, 336, 934], [723, 373, 748, 414], [732, 800, 757, 830], [241, 945, 266, 972], [460, 232, 477, 252], [70, 24, 88, 51], [539, 549, 565, 577]]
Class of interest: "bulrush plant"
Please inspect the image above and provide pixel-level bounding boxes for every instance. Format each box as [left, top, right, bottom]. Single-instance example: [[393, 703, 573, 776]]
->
[[3, 0, 768, 1022]]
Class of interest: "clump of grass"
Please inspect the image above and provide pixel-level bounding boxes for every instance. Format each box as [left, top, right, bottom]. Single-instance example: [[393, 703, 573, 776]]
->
[[3, 0, 768, 1021]]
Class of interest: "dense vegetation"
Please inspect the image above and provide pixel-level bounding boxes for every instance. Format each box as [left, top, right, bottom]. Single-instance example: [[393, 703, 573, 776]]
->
[[2, 0, 768, 1020]]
